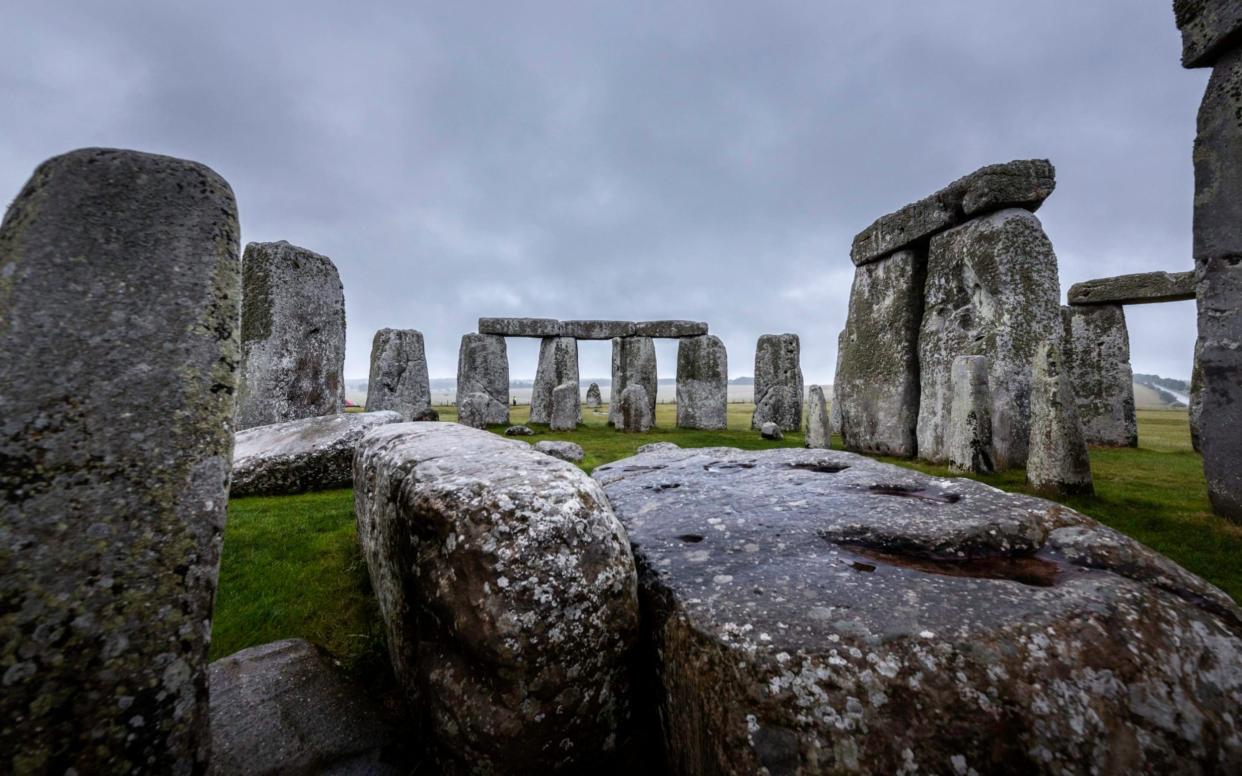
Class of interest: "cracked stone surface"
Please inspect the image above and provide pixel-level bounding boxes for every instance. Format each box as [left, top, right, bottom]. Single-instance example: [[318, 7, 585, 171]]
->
[[610, 337, 657, 427], [752, 334, 803, 432], [365, 328, 432, 421]]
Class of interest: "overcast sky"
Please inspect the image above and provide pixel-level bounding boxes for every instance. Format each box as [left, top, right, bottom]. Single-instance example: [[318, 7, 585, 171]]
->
[[1, 1, 1206, 382]]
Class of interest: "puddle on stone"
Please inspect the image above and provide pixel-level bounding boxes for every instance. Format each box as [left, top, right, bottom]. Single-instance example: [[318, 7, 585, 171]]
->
[[645, 482, 682, 492], [866, 484, 962, 504], [840, 545, 1066, 587], [788, 462, 850, 474], [622, 464, 667, 474], [677, 534, 705, 543], [704, 461, 757, 473]]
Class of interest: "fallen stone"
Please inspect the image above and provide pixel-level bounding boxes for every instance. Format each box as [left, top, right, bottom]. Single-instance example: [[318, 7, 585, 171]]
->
[[752, 334, 803, 432], [947, 356, 994, 474], [632, 320, 709, 338], [1066, 270, 1196, 306], [1027, 341, 1094, 497], [505, 424, 535, 436], [593, 446, 1242, 774], [1175, 0, 1242, 68], [836, 249, 923, 456], [456, 333, 509, 426], [412, 407, 439, 422], [917, 209, 1063, 469], [478, 316, 563, 337], [530, 336, 579, 424], [457, 391, 506, 430], [586, 382, 603, 409], [637, 442, 681, 454], [231, 411, 404, 497], [237, 240, 346, 429], [675, 334, 728, 430], [562, 320, 637, 339], [534, 440, 585, 463], [804, 385, 832, 449], [760, 421, 783, 440], [609, 337, 657, 427], [851, 160, 1056, 266], [550, 381, 580, 431], [1061, 305, 1138, 447], [618, 384, 654, 433], [0, 147, 241, 772], [364, 328, 432, 421], [354, 423, 640, 772], [208, 639, 404, 775]]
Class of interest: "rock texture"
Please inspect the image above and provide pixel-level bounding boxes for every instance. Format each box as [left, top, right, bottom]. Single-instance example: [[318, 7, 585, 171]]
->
[[586, 382, 603, 409], [0, 148, 241, 773], [594, 446, 1242, 775], [1175, 0, 1242, 68], [365, 328, 432, 421], [530, 336, 579, 424], [237, 240, 345, 430], [1190, 339, 1204, 453], [505, 424, 535, 436], [209, 639, 403, 775], [947, 356, 994, 474], [851, 160, 1056, 266], [676, 334, 728, 430], [609, 337, 657, 427], [457, 392, 502, 430], [831, 331, 845, 435], [619, 385, 654, 433], [231, 411, 404, 497], [804, 385, 832, 449], [1060, 305, 1138, 447], [353, 423, 640, 772], [534, 440, 585, 463], [836, 249, 924, 457], [752, 334, 803, 432], [550, 381, 580, 431], [477, 318, 708, 339], [1067, 270, 1195, 306], [633, 320, 709, 338], [456, 333, 509, 426], [759, 422, 783, 440], [563, 320, 637, 339], [1027, 341, 1094, 497], [917, 209, 1062, 468], [478, 317, 563, 337]]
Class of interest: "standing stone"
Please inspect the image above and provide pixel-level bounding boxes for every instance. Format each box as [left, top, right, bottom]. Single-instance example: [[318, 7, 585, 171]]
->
[[751, 334, 803, 431], [364, 328, 432, 421], [0, 148, 241, 773], [618, 385, 654, 433], [917, 209, 1062, 469], [456, 333, 509, 426], [804, 385, 832, 449], [947, 356, 995, 474], [236, 240, 345, 430], [675, 334, 728, 430], [1060, 305, 1138, 447], [586, 382, 603, 409], [609, 337, 657, 427], [1027, 341, 1094, 497], [836, 249, 924, 456], [550, 382, 580, 431], [1190, 339, 1204, 453], [831, 330, 845, 435], [530, 336, 579, 425]]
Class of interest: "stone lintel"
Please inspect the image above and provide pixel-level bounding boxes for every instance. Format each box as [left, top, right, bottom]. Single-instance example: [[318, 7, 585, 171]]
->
[[1067, 271, 1195, 306], [1175, 0, 1242, 69]]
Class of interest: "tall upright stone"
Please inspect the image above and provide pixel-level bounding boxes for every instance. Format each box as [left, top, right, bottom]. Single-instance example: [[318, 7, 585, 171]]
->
[[586, 382, 603, 409], [836, 249, 924, 457], [947, 356, 994, 474], [1059, 305, 1137, 447], [1026, 341, 1094, 497], [831, 330, 845, 435], [1190, 339, 1204, 453], [530, 336, 579, 425], [456, 333, 509, 426], [550, 382, 580, 431], [236, 241, 345, 430], [751, 334, 803, 432], [804, 384, 832, 449], [0, 148, 241, 773], [609, 337, 657, 427], [917, 209, 1062, 469], [618, 385, 654, 433], [675, 334, 728, 430], [364, 328, 431, 420]]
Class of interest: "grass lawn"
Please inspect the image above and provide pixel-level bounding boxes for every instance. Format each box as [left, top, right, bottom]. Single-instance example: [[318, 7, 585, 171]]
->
[[213, 404, 1242, 665]]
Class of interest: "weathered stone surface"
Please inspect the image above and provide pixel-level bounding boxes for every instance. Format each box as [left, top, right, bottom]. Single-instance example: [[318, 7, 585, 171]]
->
[[1193, 45, 1242, 522], [365, 328, 431, 421], [534, 440, 585, 463], [586, 382, 603, 409], [530, 336, 579, 425], [804, 385, 831, 449], [676, 334, 728, 430], [633, 320, 709, 338], [505, 424, 534, 436], [237, 240, 345, 429], [752, 334, 803, 431], [1190, 339, 1204, 453], [594, 446, 1242, 774], [563, 319, 637, 339], [412, 407, 439, 422], [1060, 305, 1138, 447], [947, 356, 994, 474], [209, 639, 403, 775], [478, 316, 563, 337], [1175, 0, 1242, 68], [353, 423, 640, 772], [618, 385, 654, 433], [456, 333, 509, 426], [457, 391, 506, 429], [637, 442, 681, 454], [1067, 270, 1196, 305], [550, 381, 580, 431], [831, 331, 845, 435], [609, 337, 657, 427], [759, 421, 783, 440], [231, 411, 403, 497], [1027, 341, 1094, 497], [0, 148, 241, 773], [836, 249, 923, 456], [917, 209, 1063, 469], [851, 160, 1056, 266]]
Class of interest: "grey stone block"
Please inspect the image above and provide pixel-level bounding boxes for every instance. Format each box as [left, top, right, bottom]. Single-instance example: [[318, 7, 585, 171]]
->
[[609, 337, 657, 427], [1067, 271, 1195, 306], [1026, 342, 1094, 497], [947, 356, 994, 474], [676, 335, 728, 430], [633, 320, 709, 338], [804, 385, 832, 449], [618, 385, 654, 433], [1060, 306, 1137, 447], [562, 320, 637, 339], [456, 333, 509, 426], [478, 317, 563, 337], [365, 328, 431, 421], [752, 334, 803, 432], [530, 336, 579, 425], [1175, 0, 1242, 68], [550, 382, 580, 431]]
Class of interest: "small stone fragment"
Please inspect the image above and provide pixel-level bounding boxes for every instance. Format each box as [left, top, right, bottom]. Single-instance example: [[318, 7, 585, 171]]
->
[[586, 382, 603, 409], [947, 356, 994, 474], [365, 328, 432, 421], [534, 440, 585, 463], [550, 381, 580, 431], [610, 337, 657, 427], [752, 334, 803, 432], [618, 384, 654, 432], [637, 442, 681, 454], [804, 385, 832, 449], [412, 407, 440, 422], [456, 333, 509, 426], [676, 334, 728, 430], [760, 422, 783, 440], [505, 424, 535, 436], [1026, 341, 1094, 496]]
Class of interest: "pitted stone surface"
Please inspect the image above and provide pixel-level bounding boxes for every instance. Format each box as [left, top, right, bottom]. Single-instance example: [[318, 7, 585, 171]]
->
[[619, 385, 654, 433], [365, 328, 431, 421], [534, 440, 585, 463], [456, 333, 509, 426], [237, 240, 345, 430], [353, 423, 639, 772], [917, 209, 1062, 469], [1175, 0, 1242, 68], [804, 385, 831, 449], [1027, 342, 1094, 497], [0, 148, 241, 773], [478, 317, 563, 337], [1067, 270, 1195, 306], [231, 411, 403, 497], [563, 320, 637, 339], [530, 336, 579, 425], [947, 356, 994, 474], [1060, 305, 1137, 447], [594, 446, 1242, 775], [633, 320, 709, 338], [752, 334, 803, 432], [609, 337, 657, 427], [550, 381, 580, 431], [676, 334, 728, 430]]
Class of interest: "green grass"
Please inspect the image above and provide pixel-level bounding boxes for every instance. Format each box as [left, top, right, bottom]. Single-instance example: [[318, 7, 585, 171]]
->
[[214, 405, 1242, 665]]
